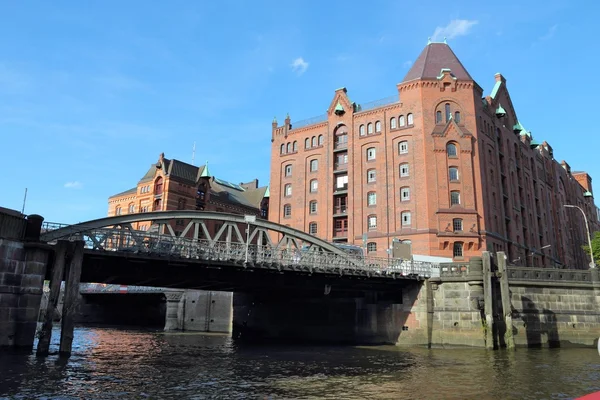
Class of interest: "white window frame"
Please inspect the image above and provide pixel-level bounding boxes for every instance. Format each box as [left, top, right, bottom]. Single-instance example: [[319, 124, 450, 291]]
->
[[310, 179, 318, 193], [310, 159, 318, 172], [449, 167, 459, 181], [284, 184, 292, 197], [399, 115, 406, 127], [368, 215, 377, 229], [401, 187, 410, 201], [407, 113, 414, 125], [401, 211, 411, 226], [309, 201, 318, 214], [367, 192, 377, 206], [367, 147, 376, 161], [375, 121, 381, 132], [367, 169, 376, 183], [399, 141, 408, 154], [390, 117, 397, 129], [400, 163, 409, 178]]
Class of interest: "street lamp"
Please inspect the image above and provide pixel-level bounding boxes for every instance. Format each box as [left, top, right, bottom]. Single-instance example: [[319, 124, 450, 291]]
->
[[244, 215, 256, 264], [564, 205, 595, 269], [530, 244, 551, 267]]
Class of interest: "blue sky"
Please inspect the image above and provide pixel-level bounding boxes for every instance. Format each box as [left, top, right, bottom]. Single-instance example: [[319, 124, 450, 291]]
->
[[1, 0, 598, 224]]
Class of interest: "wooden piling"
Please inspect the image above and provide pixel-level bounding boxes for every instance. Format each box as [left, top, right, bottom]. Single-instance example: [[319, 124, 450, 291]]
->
[[36, 240, 69, 356], [482, 251, 495, 349], [59, 240, 84, 356], [497, 251, 515, 350]]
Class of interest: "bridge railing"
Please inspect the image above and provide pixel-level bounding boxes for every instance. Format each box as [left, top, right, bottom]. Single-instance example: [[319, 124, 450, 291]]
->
[[48, 226, 433, 279]]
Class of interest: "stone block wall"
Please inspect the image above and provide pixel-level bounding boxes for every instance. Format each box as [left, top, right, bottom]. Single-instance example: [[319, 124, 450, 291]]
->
[[182, 290, 232, 333], [510, 285, 600, 347], [0, 238, 48, 348]]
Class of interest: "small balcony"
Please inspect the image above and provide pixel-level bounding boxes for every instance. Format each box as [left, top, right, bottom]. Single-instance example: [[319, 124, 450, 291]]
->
[[334, 184, 348, 193], [333, 141, 348, 152], [334, 162, 348, 172], [333, 228, 348, 239], [333, 205, 347, 217]]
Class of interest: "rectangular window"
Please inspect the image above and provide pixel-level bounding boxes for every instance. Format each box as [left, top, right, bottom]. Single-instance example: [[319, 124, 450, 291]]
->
[[285, 165, 292, 177], [453, 219, 463, 232], [400, 164, 410, 177], [453, 242, 463, 257], [336, 175, 348, 189], [449, 167, 459, 181], [284, 184, 292, 197], [451, 191, 460, 205], [367, 192, 377, 206], [310, 180, 318, 193], [401, 211, 411, 226], [309, 201, 318, 214], [283, 204, 291, 217], [309, 223, 318, 235], [367, 169, 376, 183], [367, 148, 376, 161], [368, 216, 377, 229], [310, 159, 318, 172], [401, 187, 410, 201], [399, 141, 408, 154]]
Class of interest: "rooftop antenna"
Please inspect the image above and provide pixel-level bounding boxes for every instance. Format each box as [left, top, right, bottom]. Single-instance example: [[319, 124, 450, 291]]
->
[[21, 188, 27, 214], [192, 141, 196, 166]]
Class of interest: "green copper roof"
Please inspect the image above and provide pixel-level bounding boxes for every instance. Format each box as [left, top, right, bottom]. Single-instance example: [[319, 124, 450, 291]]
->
[[264, 186, 270, 198], [529, 139, 540, 149], [490, 80, 502, 99], [584, 191, 593, 197], [495, 104, 506, 117], [200, 161, 211, 178], [513, 122, 524, 132], [335, 102, 344, 112], [272, 116, 277, 123]]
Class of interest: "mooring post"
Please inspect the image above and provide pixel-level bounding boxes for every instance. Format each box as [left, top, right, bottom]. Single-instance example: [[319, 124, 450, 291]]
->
[[59, 240, 84, 356], [482, 251, 494, 349], [36, 240, 69, 356], [497, 251, 515, 350]]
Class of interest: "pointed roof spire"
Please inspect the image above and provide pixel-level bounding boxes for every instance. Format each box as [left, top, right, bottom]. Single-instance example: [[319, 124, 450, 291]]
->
[[200, 161, 211, 178], [264, 186, 270, 198], [402, 43, 473, 83], [495, 104, 507, 118]]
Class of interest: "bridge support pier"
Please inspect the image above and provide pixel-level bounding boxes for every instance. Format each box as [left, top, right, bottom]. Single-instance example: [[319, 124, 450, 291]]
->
[[164, 292, 184, 331]]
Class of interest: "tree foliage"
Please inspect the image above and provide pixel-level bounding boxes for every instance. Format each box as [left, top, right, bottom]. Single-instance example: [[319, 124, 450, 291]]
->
[[582, 231, 600, 266]]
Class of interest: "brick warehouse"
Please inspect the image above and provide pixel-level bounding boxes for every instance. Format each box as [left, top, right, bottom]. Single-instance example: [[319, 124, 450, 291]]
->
[[108, 153, 270, 236], [268, 41, 599, 267]]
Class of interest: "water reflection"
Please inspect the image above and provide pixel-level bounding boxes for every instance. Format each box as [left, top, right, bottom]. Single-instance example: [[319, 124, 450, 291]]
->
[[1, 327, 599, 399]]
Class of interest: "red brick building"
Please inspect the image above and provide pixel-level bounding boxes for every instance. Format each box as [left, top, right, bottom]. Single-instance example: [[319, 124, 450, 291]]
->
[[269, 41, 599, 267], [108, 153, 269, 236]]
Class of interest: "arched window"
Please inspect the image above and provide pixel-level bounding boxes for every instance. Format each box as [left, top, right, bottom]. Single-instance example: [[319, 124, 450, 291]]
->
[[449, 167, 459, 181], [399, 115, 406, 127], [309, 222, 318, 235], [398, 141, 408, 154], [367, 242, 377, 253], [436, 111, 443, 124], [154, 176, 163, 195], [318, 135, 324, 145], [359, 124, 365, 136], [309, 200, 318, 214], [407, 113, 414, 125], [367, 191, 377, 206], [399, 163, 409, 177], [286, 142, 291, 153], [453, 218, 463, 232], [375, 121, 381, 132], [115, 206, 122, 216], [366, 147, 376, 161], [283, 204, 292, 217], [292, 141, 298, 152], [367, 169, 376, 183], [453, 242, 464, 257], [454, 111, 461, 123], [390, 117, 397, 129], [401, 211, 411, 226], [128, 203, 135, 213], [368, 215, 377, 230], [284, 184, 292, 197], [446, 143, 457, 157], [305, 138, 310, 149], [445, 103, 451, 122], [367, 123, 374, 134], [310, 159, 318, 172], [280, 144, 285, 154], [284, 164, 292, 177], [312, 136, 317, 147], [400, 187, 410, 201], [450, 191, 461, 205], [310, 179, 318, 192]]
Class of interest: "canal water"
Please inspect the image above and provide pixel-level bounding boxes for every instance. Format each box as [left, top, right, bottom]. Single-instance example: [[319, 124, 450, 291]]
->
[[1, 327, 599, 399]]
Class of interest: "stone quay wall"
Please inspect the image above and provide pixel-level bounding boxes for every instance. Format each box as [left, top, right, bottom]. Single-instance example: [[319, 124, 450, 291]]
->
[[412, 255, 600, 349], [0, 208, 49, 349]]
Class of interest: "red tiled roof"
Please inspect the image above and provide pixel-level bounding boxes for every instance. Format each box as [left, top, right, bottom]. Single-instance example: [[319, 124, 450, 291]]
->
[[402, 43, 473, 83]]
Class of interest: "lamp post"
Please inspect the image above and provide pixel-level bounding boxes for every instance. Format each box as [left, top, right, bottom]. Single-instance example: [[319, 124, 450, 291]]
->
[[530, 244, 551, 267], [564, 205, 595, 269]]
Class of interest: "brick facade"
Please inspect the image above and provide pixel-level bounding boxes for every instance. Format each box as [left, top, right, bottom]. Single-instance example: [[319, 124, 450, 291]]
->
[[108, 153, 269, 236], [268, 42, 598, 268]]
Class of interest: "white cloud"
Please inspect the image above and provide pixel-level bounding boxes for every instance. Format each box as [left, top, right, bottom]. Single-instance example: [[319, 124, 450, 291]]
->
[[290, 57, 309, 75], [431, 19, 479, 42], [64, 181, 83, 189]]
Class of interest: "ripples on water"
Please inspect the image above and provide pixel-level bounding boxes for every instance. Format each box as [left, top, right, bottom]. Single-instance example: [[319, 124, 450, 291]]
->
[[1, 327, 599, 399]]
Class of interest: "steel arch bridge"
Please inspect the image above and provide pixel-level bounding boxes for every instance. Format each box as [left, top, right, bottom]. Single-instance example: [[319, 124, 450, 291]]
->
[[40, 211, 432, 279]]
